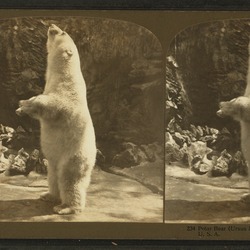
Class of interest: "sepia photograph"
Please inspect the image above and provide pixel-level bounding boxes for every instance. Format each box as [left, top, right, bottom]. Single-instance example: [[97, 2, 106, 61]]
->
[[0, 16, 164, 222], [165, 19, 250, 224], [3, 9, 250, 241]]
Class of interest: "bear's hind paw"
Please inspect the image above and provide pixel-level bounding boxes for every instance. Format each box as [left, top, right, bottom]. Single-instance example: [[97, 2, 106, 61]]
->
[[53, 204, 83, 215]]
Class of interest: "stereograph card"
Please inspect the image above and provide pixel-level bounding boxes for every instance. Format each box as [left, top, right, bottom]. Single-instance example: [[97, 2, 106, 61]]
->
[[0, 8, 250, 241]]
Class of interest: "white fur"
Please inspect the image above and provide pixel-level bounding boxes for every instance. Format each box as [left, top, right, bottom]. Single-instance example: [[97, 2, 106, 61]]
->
[[240, 121, 250, 202], [218, 97, 250, 202], [217, 83, 250, 203], [17, 24, 96, 214]]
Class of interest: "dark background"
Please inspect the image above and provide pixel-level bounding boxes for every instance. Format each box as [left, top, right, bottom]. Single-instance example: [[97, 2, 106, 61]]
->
[[166, 19, 250, 152]]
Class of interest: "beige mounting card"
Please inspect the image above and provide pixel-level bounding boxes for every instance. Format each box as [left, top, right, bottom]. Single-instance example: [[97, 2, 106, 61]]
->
[[0, 10, 250, 240]]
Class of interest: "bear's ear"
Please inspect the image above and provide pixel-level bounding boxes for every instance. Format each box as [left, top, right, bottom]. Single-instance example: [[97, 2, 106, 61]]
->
[[63, 49, 73, 59], [65, 49, 73, 56]]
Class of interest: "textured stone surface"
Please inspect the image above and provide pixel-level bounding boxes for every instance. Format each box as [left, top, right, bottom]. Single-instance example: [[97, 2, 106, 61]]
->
[[165, 165, 250, 223], [110, 159, 164, 194], [0, 169, 162, 222]]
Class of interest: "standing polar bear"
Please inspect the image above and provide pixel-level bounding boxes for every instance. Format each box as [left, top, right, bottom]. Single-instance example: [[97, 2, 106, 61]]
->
[[217, 43, 250, 203], [16, 24, 96, 214]]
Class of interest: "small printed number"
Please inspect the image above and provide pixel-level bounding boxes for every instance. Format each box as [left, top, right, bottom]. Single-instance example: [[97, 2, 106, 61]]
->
[[187, 226, 195, 231]]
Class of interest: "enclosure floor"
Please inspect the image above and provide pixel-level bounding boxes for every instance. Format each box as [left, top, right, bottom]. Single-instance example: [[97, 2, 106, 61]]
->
[[0, 169, 162, 222], [165, 165, 250, 224]]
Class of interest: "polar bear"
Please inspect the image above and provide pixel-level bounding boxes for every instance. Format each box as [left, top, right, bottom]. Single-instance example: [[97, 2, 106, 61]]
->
[[16, 24, 96, 214], [217, 95, 250, 203]]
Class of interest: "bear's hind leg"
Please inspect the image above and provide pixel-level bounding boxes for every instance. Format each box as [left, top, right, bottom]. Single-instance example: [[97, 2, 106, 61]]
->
[[53, 156, 92, 215], [40, 163, 61, 204], [240, 136, 250, 203]]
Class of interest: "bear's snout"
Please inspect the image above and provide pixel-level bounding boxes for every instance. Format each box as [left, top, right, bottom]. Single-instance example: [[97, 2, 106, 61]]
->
[[48, 24, 63, 36]]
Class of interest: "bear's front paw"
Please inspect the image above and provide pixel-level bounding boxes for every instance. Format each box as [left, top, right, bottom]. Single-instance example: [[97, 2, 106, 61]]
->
[[18, 96, 37, 107], [40, 192, 61, 204], [16, 97, 38, 117], [53, 204, 83, 215], [15, 107, 24, 116], [240, 193, 250, 203]]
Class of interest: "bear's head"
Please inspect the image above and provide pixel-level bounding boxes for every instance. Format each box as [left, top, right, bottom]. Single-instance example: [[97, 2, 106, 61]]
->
[[47, 24, 78, 63], [217, 96, 250, 122]]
